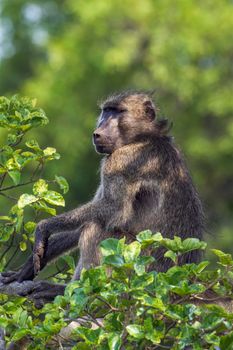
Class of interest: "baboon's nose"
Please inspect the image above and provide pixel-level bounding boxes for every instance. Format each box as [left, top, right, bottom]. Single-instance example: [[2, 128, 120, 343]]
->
[[93, 132, 101, 143]]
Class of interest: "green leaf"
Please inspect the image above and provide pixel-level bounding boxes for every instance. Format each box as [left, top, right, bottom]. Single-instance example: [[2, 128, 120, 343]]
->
[[182, 238, 207, 252], [81, 267, 107, 290], [26, 139, 42, 152], [103, 254, 124, 267], [162, 237, 207, 254], [1, 145, 13, 155], [10, 205, 24, 233], [100, 238, 120, 256], [18, 194, 38, 208], [74, 327, 102, 344], [136, 230, 153, 242], [108, 333, 122, 350], [33, 179, 48, 195], [61, 255, 76, 270], [33, 201, 56, 215], [136, 231, 163, 248], [195, 261, 209, 274], [43, 147, 57, 156], [20, 241, 27, 251], [144, 318, 164, 344], [0, 167, 6, 175], [13, 153, 25, 168], [55, 175, 69, 194], [211, 249, 233, 266], [7, 133, 18, 145], [126, 325, 145, 339], [164, 250, 177, 263], [161, 236, 183, 252], [139, 295, 165, 310], [171, 281, 205, 296], [204, 332, 219, 345], [12, 328, 30, 341], [43, 147, 60, 160], [31, 98, 37, 107], [8, 169, 21, 185], [65, 281, 81, 297], [220, 332, 233, 350], [30, 116, 47, 128], [123, 241, 141, 263], [21, 151, 36, 158], [131, 272, 154, 289], [75, 344, 91, 350], [0, 225, 14, 242], [24, 221, 36, 234], [0, 216, 11, 221], [43, 190, 65, 207], [134, 256, 155, 275]]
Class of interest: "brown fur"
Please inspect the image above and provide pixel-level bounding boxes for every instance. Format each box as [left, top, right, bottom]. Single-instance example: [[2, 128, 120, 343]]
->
[[2, 91, 204, 286]]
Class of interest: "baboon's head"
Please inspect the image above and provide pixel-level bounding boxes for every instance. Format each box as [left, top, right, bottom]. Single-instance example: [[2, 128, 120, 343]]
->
[[93, 91, 168, 155]]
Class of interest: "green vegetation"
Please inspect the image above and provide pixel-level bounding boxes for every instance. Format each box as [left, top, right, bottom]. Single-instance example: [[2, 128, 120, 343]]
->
[[0, 95, 232, 350], [0, 0, 232, 254], [2, 231, 233, 349], [0, 96, 68, 270]]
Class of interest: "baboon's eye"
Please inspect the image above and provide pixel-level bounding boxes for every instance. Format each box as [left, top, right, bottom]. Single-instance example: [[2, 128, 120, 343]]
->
[[103, 107, 110, 112], [103, 106, 117, 113], [103, 106, 127, 114]]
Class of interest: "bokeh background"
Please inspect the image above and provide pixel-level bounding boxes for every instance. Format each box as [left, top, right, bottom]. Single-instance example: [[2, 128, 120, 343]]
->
[[0, 0, 232, 254]]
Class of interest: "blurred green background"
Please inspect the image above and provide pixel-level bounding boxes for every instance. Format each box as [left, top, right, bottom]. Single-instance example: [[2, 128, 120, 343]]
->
[[0, 0, 232, 253]]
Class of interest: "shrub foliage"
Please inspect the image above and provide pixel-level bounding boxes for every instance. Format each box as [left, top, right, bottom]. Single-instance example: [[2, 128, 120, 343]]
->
[[0, 96, 233, 350]]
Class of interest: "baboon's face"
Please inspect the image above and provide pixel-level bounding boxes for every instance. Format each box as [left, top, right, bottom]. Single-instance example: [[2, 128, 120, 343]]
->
[[93, 106, 124, 154], [93, 93, 156, 155]]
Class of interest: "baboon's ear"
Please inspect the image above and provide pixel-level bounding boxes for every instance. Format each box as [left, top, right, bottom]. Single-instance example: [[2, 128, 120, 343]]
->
[[143, 100, 156, 121]]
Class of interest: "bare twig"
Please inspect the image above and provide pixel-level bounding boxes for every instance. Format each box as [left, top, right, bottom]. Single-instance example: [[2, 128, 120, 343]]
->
[[0, 174, 6, 189], [0, 234, 15, 262], [5, 245, 19, 269], [30, 163, 42, 181], [96, 295, 119, 311], [0, 180, 37, 192], [85, 311, 103, 328], [0, 192, 17, 201]]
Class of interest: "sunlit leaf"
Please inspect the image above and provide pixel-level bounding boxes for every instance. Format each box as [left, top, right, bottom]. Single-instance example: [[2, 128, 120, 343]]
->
[[20, 241, 27, 251], [18, 194, 38, 208], [33, 179, 48, 196], [55, 175, 69, 194], [43, 190, 65, 207], [126, 325, 145, 339]]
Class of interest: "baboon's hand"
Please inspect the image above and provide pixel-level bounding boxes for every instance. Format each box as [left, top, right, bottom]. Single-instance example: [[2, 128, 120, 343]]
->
[[33, 223, 47, 275], [27, 281, 65, 308], [1, 270, 22, 284], [1, 256, 35, 283]]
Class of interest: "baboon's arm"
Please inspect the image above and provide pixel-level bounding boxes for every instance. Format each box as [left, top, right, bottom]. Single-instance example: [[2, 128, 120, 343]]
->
[[33, 196, 106, 274], [35, 185, 104, 248], [1, 229, 82, 283]]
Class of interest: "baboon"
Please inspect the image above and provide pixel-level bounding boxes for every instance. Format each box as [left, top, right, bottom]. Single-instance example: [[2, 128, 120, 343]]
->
[[2, 91, 204, 302]]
